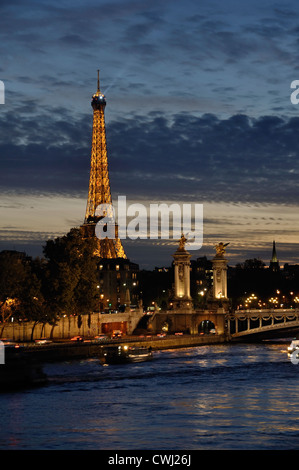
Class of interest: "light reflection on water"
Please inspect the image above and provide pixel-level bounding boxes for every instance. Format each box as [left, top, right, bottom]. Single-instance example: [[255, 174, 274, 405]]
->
[[0, 342, 299, 450]]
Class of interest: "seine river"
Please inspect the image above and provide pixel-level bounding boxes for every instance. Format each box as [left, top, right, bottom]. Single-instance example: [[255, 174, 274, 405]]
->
[[0, 342, 298, 451]]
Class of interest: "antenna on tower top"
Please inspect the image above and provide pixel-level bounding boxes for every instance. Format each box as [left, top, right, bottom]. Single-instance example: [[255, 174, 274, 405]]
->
[[97, 69, 100, 93]]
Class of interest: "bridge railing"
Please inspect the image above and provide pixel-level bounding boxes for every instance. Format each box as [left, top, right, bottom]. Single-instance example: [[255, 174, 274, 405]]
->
[[226, 308, 299, 336]]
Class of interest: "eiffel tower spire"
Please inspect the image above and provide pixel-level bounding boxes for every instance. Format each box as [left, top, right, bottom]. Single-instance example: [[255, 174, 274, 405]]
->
[[81, 71, 126, 259]]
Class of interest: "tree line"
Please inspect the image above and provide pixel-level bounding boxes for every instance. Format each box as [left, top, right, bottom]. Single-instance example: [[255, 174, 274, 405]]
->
[[2, 229, 299, 336], [0, 228, 101, 335]]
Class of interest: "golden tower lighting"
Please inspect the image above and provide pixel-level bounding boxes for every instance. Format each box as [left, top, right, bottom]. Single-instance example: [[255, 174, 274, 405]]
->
[[81, 70, 126, 259]]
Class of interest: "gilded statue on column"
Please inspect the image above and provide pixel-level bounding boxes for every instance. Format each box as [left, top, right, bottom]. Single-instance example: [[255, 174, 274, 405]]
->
[[215, 242, 229, 257], [178, 233, 187, 250]]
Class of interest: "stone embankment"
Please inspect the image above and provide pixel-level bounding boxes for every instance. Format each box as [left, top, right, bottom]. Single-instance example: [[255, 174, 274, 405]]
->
[[21, 334, 227, 362]]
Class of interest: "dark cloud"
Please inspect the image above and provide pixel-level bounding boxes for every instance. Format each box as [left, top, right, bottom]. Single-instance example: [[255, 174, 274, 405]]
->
[[1, 106, 299, 206], [107, 112, 299, 205]]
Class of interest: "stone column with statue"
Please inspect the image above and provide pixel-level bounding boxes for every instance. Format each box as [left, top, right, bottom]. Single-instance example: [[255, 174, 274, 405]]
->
[[171, 234, 194, 312], [208, 242, 230, 312]]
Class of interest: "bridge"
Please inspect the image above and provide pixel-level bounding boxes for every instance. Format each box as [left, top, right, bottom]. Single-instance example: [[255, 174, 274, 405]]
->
[[226, 308, 299, 341]]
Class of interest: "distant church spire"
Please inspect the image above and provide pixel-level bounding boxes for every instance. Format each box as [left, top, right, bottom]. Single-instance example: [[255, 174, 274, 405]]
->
[[271, 240, 278, 263], [270, 240, 279, 272]]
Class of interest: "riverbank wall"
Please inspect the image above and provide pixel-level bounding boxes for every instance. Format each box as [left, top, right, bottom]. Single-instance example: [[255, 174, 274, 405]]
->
[[19, 333, 228, 362], [1, 311, 144, 342]]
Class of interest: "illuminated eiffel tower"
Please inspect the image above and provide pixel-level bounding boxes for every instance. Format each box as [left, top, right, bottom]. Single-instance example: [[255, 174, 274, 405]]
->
[[81, 71, 126, 259]]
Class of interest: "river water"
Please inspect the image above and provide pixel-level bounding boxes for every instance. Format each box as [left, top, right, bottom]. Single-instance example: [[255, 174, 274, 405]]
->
[[0, 342, 298, 450]]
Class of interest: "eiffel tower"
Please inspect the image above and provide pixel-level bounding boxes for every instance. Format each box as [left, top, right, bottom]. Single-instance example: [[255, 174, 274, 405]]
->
[[81, 71, 126, 259]]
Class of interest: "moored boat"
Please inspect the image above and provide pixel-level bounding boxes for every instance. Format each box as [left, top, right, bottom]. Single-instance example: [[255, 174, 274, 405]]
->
[[102, 345, 153, 364]]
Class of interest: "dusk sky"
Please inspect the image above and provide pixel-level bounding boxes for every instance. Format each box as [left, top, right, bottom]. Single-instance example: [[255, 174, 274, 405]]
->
[[1, 0, 299, 269]]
